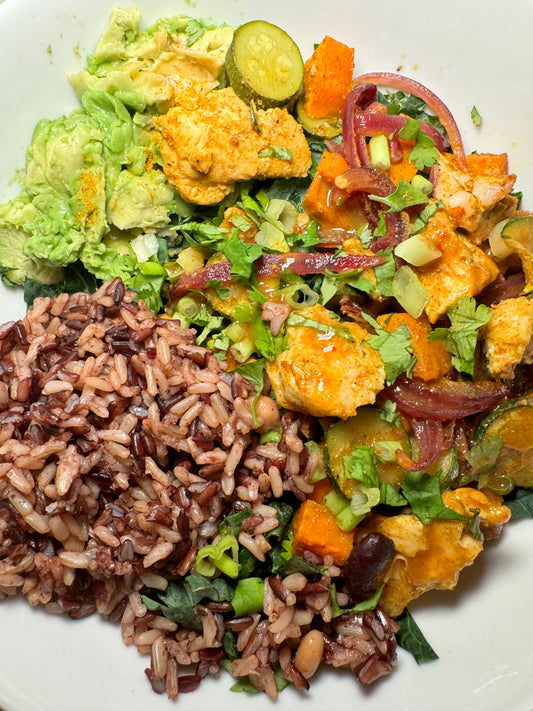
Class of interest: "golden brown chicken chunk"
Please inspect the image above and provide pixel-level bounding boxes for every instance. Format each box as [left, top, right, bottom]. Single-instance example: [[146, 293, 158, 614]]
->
[[415, 210, 499, 323], [364, 488, 510, 617], [265, 304, 385, 419], [153, 83, 312, 204], [482, 296, 533, 378], [433, 152, 517, 239]]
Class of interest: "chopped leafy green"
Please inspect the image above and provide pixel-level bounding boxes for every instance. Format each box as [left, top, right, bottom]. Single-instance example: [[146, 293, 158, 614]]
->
[[379, 400, 402, 427], [258, 146, 293, 161], [286, 312, 355, 341], [399, 119, 440, 170], [231, 577, 264, 616], [428, 296, 492, 376], [363, 312, 417, 384], [471, 106, 483, 126], [468, 435, 503, 478], [330, 582, 384, 617], [222, 232, 264, 279], [343, 445, 379, 487], [395, 609, 439, 663], [505, 488, 533, 520], [411, 200, 444, 235], [219, 506, 253, 538], [373, 247, 396, 297], [370, 180, 429, 213], [23, 262, 98, 306], [141, 574, 233, 632], [400, 470, 466, 525]]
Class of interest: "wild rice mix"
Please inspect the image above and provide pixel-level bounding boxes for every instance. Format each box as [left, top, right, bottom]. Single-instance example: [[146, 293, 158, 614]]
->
[[0, 279, 397, 699]]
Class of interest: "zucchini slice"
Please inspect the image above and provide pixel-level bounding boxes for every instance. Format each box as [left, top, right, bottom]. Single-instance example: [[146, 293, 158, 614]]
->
[[295, 98, 342, 139], [226, 20, 304, 109], [500, 216, 533, 292], [473, 394, 533, 488], [324, 406, 409, 498]]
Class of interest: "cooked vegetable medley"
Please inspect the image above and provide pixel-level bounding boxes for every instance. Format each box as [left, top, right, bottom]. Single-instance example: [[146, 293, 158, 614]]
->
[[0, 7, 532, 703]]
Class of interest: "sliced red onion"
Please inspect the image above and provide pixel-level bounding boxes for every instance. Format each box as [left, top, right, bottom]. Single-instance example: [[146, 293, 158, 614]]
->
[[395, 418, 451, 471], [342, 83, 377, 168], [335, 166, 396, 196], [170, 261, 233, 300], [170, 252, 385, 300], [351, 112, 449, 152], [255, 251, 385, 276], [383, 375, 508, 421], [352, 72, 465, 165]]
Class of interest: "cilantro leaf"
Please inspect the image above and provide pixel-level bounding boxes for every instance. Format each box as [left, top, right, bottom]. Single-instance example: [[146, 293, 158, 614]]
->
[[399, 119, 440, 170], [471, 106, 483, 126], [373, 247, 396, 297], [411, 200, 444, 235], [232, 359, 266, 426], [468, 435, 503, 478], [362, 312, 417, 384], [286, 312, 355, 342], [395, 609, 439, 664], [235, 304, 287, 360], [428, 296, 492, 376], [400, 470, 466, 525], [370, 180, 429, 213], [222, 232, 264, 280], [343, 445, 379, 488], [258, 146, 293, 161], [185, 18, 205, 46]]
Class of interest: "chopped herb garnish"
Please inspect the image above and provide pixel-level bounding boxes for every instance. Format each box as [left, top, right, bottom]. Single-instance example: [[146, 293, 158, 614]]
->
[[471, 105, 483, 126], [363, 312, 417, 384], [258, 145, 293, 161], [428, 296, 492, 376], [370, 179, 430, 213], [395, 609, 439, 663]]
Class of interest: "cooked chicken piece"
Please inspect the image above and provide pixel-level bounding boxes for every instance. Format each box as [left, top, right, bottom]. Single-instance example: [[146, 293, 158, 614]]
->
[[153, 83, 311, 204], [482, 296, 533, 378], [416, 210, 499, 323], [364, 488, 510, 617], [265, 304, 385, 419], [433, 152, 516, 238]]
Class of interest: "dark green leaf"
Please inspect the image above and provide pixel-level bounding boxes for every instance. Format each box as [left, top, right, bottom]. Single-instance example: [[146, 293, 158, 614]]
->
[[395, 609, 439, 663], [505, 488, 533, 520], [401, 471, 466, 525]]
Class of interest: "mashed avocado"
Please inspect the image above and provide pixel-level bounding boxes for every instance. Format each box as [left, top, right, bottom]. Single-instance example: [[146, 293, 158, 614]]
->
[[0, 9, 233, 309], [69, 8, 234, 111]]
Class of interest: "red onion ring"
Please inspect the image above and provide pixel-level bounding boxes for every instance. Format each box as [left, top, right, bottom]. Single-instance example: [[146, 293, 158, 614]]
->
[[342, 83, 377, 167], [351, 112, 449, 153], [352, 72, 465, 165], [383, 375, 508, 421]]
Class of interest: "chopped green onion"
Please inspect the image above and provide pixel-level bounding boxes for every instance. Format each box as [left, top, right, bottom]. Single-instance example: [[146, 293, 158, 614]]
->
[[255, 221, 289, 252], [350, 486, 380, 516], [281, 282, 319, 309], [392, 265, 429, 318], [232, 577, 264, 616], [410, 174, 433, 196], [130, 232, 159, 262], [374, 440, 403, 462], [176, 296, 201, 320], [230, 339, 255, 363], [369, 134, 391, 171], [265, 198, 299, 234], [195, 534, 240, 578], [323, 490, 348, 516], [394, 234, 442, 266]]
